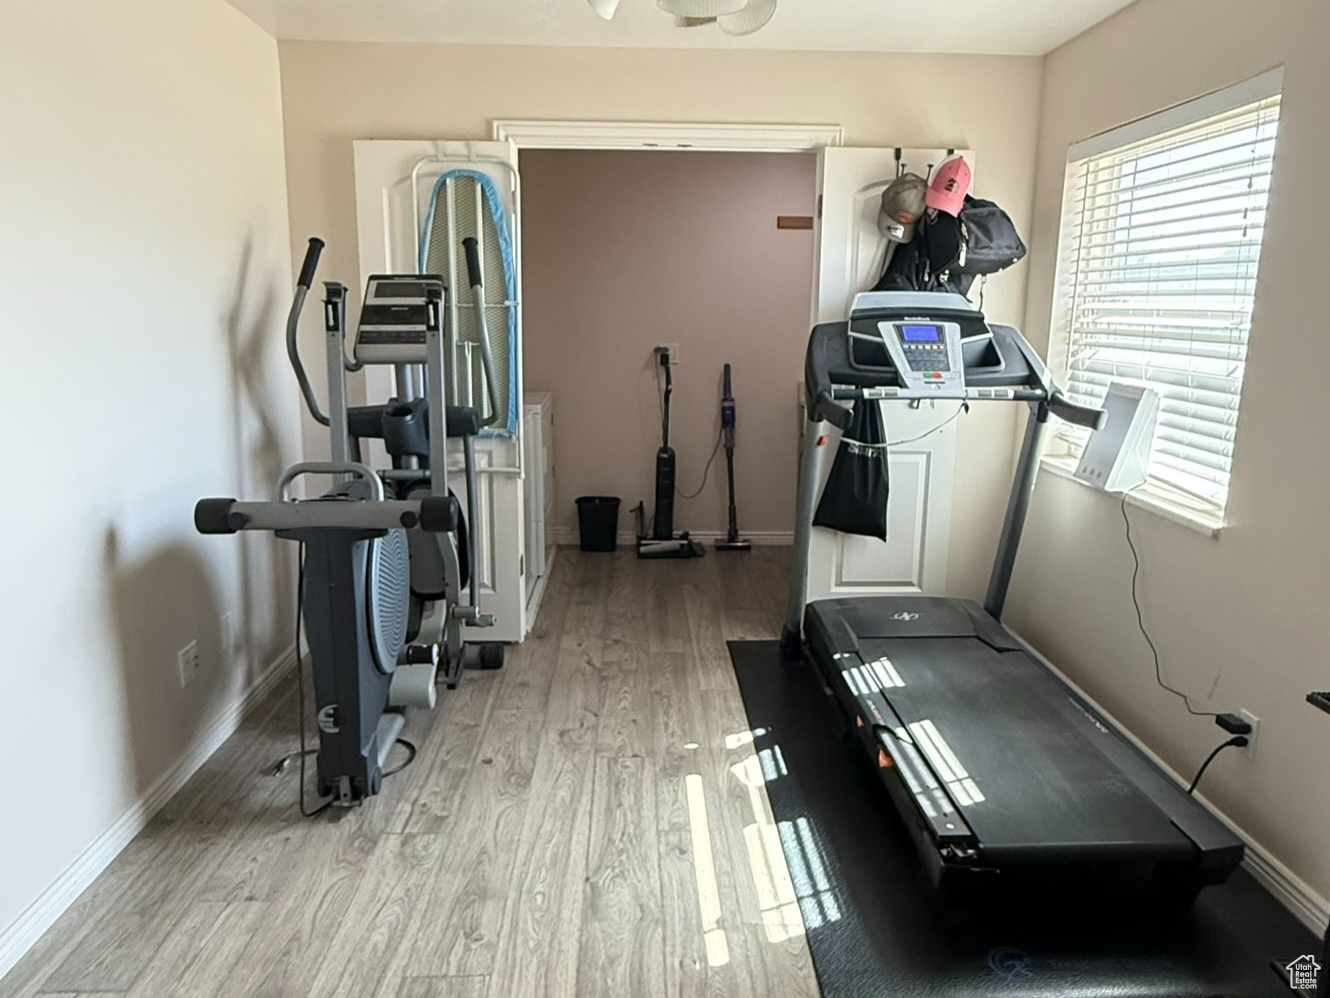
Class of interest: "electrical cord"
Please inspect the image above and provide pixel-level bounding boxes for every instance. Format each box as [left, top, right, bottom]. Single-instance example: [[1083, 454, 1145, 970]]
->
[[841, 402, 970, 449], [294, 546, 334, 818], [677, 431, 723, 499], [888, 402, 968, 446], [1187, 735, 1249, 794], [1121, 493, 1221, 718], [383, 738, 418, 778], [654, 361, 664, 432]]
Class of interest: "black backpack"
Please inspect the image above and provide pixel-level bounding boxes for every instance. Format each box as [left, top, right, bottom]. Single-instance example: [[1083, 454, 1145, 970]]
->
[[872, 213, 972, 296], [956, 197, 1027, 276], [872, 195, 1026, 295]]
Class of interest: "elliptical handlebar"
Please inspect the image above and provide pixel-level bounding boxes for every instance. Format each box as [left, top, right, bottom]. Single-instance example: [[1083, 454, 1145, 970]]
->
[[463, 236, 483, 289], [279, 461, 383, 502], [297, 237, 325, 290], [195, 462, 463, 536], [287, 237, 331, 427], [461, 236, 502, 428], [194, 493, 462, 535]]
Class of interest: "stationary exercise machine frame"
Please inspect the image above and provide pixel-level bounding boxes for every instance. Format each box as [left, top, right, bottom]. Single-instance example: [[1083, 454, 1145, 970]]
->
[[196, 238, 502, 807], [781, 291, 1246, 897]]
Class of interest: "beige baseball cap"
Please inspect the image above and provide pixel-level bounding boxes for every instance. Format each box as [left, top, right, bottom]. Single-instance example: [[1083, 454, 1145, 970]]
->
[[879, 173, 928, 241]]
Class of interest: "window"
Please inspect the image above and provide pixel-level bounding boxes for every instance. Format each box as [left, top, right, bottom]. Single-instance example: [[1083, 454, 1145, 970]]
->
[[1049, 71, 1282, 524]]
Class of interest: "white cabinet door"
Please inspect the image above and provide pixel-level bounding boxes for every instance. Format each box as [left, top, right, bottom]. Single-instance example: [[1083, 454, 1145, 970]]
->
[[353, 139, 528, 642], [805, 147, 972, 601]]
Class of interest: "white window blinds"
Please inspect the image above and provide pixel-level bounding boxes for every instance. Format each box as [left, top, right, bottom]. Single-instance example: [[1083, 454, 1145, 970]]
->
[[1052, 83, 1281, 512]]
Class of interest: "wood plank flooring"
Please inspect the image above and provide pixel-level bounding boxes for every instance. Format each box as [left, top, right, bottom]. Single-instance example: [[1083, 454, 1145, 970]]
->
[[1, 547, 818, 998]]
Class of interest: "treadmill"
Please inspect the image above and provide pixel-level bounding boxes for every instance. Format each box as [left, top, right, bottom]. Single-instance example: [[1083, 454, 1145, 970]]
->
[[781, 292, 1245, 898]]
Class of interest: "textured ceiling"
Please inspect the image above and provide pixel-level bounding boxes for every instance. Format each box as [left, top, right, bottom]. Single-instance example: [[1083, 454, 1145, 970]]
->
[[224, 0, 1136, 55]]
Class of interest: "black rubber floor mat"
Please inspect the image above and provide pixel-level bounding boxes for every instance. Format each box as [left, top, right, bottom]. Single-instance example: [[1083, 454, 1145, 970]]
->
[[728, 640, 1318, 998]]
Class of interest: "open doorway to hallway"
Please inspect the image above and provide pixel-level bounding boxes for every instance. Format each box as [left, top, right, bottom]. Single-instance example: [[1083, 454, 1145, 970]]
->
[[519, 148, 818, 547]]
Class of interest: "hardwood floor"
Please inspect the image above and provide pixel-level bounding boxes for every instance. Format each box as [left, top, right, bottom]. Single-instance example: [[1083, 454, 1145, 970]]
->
[[1, 547, 819, 998]]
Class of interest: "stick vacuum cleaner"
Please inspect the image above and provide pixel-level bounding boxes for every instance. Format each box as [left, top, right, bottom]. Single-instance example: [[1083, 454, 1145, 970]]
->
[[637, 348, 705, 560], [715, 363, 752, 552]]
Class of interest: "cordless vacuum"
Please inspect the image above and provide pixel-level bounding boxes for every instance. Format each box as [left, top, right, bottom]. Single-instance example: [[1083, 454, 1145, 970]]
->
[[637, 348, 704, 559], [715, 363, 751, 551]]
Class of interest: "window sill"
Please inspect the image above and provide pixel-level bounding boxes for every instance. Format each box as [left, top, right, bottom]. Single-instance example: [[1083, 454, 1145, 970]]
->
[[1039, 455, 1225, 538]]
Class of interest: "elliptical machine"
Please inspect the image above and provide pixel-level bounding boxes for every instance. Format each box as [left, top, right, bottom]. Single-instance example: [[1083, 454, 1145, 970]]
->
[[195, 238, 502, 807]]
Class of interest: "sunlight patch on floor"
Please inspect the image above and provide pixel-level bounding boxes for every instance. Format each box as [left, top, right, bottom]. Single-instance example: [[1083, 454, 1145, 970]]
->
[[684, 772, 731, 968]]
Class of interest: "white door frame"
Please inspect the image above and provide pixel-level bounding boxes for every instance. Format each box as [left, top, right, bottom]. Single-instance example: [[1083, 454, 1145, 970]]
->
[[491, 119, 843, 153], [492, 117, 844, 547]]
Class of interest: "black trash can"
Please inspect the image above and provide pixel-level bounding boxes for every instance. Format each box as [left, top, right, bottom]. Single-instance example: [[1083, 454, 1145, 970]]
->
[[576, 496, 620, 552]]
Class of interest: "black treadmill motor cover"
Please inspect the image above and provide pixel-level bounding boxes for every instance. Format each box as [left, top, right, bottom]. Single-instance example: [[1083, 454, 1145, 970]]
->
[[808, 595, 1025, 654]]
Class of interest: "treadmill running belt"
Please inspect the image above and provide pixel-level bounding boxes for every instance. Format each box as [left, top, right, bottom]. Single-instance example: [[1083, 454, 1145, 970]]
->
[[728, 639, 1317, 998], [859, 636, 1195, 858]]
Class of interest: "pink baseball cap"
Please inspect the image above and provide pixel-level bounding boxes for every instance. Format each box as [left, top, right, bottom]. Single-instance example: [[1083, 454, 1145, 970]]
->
[[925, 155, 972, 216]]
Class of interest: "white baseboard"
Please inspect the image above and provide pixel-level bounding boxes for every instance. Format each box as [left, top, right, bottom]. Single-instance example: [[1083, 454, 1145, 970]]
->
[[1244, 846, 1329, 937], [551, 527, 793, 547], [0, 645, 296, 981], [1010, 628, 1329, 937]]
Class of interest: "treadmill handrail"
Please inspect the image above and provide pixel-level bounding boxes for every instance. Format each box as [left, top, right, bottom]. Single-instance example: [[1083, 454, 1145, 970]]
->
[[833, 386, 1047, 402], [816, 384, 1106, 432], [1048, 394, 1108, 430], [787, 311, 1107, 648], [804, 309, 1104, 432]]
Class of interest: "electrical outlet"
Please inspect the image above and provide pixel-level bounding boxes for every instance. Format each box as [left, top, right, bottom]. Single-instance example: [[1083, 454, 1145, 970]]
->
[[656, 343, 679, 366], [177, 640, 202, 689], [1239, 709, 1259, 758]]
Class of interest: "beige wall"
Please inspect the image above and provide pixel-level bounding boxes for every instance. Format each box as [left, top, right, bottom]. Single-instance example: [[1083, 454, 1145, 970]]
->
[[276, 40, 1043, 597], [521, 149, 816, 539], [0, 0, 296, 971], [1012, 0, 1330, 908]]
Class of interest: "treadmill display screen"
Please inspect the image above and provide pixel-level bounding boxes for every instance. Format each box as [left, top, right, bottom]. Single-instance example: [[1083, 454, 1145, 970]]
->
[[376, 282, 428, 299], [901, 324, 942, 342]]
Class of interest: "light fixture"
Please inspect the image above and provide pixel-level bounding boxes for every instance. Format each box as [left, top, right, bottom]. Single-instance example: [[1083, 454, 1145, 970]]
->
[[587, 0, 778, 36], [658, 0, 747, 15], [587, 0, 622, 19], [718, 0, 776, 35]]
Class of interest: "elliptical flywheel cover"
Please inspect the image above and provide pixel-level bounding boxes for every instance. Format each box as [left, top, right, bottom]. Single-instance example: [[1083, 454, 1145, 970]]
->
[[365, 528, 411, 675]]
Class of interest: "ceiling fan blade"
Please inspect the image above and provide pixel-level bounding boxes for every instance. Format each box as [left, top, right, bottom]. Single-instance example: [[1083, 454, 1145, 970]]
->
[[675, 15, 720, 27], [587, 0, 622, 19], [658, 0, 747, 17], [719, 0, 776, 34]]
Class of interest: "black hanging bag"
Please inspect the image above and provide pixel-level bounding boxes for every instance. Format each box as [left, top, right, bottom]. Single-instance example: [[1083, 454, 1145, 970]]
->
[[871, 213, 975, 297], [871, 196, 1026, 294], [957, 197, 1027, 275], [813, 400, 890, 541]]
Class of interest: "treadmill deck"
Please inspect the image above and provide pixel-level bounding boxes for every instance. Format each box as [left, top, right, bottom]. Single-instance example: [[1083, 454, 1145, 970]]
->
[[804, 596, 1244, 870]]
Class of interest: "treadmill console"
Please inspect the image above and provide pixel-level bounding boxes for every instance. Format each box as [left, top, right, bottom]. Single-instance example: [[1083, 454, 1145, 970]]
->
[[353, 275, 447, 365], [877, 320, 966, 395]]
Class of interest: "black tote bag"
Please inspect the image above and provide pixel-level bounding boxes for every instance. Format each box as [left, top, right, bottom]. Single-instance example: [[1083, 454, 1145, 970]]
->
[[813, 400, 890, 541]]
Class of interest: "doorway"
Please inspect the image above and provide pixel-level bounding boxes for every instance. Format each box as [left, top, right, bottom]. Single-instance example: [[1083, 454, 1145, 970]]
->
[[519, 148, 819, 546]]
